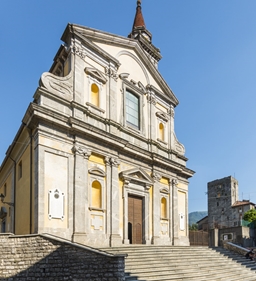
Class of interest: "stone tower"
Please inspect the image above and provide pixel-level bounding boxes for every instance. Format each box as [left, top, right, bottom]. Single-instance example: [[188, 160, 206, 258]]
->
[[207, 176, 239, 229]]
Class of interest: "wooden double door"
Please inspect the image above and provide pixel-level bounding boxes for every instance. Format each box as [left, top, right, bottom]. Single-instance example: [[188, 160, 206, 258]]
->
[[128, 195, 143, 244]]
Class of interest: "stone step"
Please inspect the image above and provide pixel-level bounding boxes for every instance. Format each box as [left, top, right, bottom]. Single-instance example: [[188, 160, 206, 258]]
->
[[100, 246, 256, 281]]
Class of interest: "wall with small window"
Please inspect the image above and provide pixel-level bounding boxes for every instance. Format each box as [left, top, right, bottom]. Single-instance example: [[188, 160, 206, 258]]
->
[[88, 154, 106, 234], [84, 67, 107, 117], [161, 197, 167, 219], [91, 83, 100, 107], [91, 180, 102, 209]]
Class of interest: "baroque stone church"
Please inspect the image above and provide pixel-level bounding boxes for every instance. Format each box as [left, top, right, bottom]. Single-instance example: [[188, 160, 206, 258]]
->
[[0, 1, 194, 247]]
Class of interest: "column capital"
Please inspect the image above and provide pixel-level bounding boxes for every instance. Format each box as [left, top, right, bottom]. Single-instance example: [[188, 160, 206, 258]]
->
[[168, 104, 175, 118], [146, 91, 156, 105], [152, 172, 161, 182], [72, 144, 91, 159], [105, 156, 120, 167]]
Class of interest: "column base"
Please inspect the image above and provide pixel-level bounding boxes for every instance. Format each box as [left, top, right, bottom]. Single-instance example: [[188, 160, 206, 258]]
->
[[173, 236, 190, 246], [110, 234, 122, 247], [123, 239, 130, 245], [152, 236, 161, 245], [72, 233, 87, 245]]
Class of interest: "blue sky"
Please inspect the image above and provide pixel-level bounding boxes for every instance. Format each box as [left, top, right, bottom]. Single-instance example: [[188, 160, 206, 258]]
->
[[1, 1, 256, 213]]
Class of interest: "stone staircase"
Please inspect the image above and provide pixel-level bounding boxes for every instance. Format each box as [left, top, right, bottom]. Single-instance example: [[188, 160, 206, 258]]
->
[[213, 247, 256, 272], [99, 245, 256, 281]]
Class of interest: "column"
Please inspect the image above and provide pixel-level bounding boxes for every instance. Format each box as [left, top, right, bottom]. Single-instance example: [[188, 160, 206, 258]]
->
[[72, 143, 91, 244]]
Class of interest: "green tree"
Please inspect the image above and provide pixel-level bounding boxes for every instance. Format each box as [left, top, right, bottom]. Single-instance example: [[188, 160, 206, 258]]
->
[[243, 209, 256, 222], [189, 223, 198, 231]]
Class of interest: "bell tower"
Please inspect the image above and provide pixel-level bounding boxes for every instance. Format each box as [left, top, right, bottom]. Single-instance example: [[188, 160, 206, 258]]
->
[[128, 0, 162, 67]]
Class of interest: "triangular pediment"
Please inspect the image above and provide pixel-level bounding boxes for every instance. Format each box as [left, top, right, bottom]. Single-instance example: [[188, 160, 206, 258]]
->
[[119, 167, 153, 186], [61, 24, 179, 106], [85, 67, 107, 84]]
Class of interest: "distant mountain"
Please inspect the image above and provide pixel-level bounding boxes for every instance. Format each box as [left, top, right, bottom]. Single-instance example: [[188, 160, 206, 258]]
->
[[189, 211, 208, 226]]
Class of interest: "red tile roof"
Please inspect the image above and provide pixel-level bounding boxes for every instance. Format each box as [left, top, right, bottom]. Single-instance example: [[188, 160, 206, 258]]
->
[[232, 200, 255, 207]]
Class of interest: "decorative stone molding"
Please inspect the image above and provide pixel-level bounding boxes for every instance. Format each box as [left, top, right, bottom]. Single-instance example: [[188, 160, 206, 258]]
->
[[160, 188, 170, 194], [152, 172, 161, 182], [105, 67, 118, 81], [156, 111, 169, 122], [146, 92, 156, 105], [85, 67, 107, 84], [173, 133, 185, 156], [120, 167, 153, 190], [168, 105, 175, 118], [138, 81, 147, 94], [171, 179, 178, 186], [71, 39, 86, 60], [124, 179, 130, 186], [119, 73, 130, 80], [104, 156, 111, 166], [72, 144, 91, 159], [88, 166, 106, 177], [39, 71, 73, 101], [110, 157, 120, 168], [104, 157, 120, 167]]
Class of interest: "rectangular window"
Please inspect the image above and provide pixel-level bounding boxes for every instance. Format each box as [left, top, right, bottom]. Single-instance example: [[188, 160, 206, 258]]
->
[[126, 90, 140, 129], [18, 161, 22, 179]]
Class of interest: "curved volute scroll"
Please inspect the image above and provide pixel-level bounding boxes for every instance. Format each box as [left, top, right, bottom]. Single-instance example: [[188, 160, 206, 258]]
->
[[173, 132, 185, 156], [39, 70, 73, 101]]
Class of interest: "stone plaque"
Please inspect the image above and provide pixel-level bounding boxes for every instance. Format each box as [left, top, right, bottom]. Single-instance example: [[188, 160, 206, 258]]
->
[[48, 189, 65, 220]]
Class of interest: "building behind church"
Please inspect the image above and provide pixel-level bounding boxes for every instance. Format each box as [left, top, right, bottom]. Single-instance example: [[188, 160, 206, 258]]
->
[[207, 176, 255, 247], [0, 1, 194, 247]]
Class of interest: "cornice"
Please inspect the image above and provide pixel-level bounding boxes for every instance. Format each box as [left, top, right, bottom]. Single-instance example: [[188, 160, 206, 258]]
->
[[72, 29, 121, 69], [147, 84, 178, 106]]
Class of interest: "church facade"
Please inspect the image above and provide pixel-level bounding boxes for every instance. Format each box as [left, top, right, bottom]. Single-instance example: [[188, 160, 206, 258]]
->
[[0, 1, 194, 247]]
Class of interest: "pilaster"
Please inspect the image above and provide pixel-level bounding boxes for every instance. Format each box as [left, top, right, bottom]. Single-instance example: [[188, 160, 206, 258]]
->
[[107, 157, 122, 246], [72, 143, 91, 244], [169, 179, 173, 244], [172, 179, 179, 245], [105, 66, 118, 135], [168, 104, 175, 150], [147, 90, 157, 145], [152, 172, 161, 245]]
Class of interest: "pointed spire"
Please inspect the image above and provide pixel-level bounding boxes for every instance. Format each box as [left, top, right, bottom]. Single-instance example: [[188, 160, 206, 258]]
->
[[128, 0, 151, 42], [128, 0, 162, 66], [132, 0, 146, 29]]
